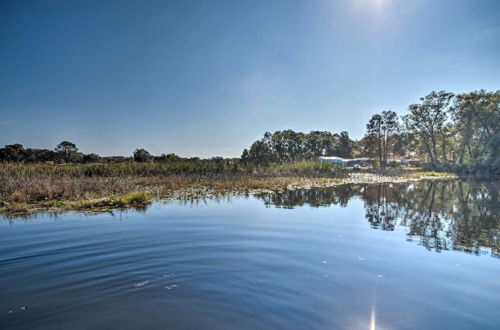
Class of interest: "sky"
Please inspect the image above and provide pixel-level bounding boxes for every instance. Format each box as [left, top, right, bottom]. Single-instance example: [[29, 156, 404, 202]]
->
[[1, 0, 499, 157]]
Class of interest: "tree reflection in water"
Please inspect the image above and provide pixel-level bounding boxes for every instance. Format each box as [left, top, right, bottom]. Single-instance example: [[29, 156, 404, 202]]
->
[[255, 180, 499, 257]]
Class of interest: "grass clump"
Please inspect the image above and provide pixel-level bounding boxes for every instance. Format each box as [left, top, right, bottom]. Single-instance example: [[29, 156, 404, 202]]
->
[[418, 171, 454, 177], [115, 191, 153, 207], [0, 192, 153, 216], [0, 201, 31, 214], [75, 192, 153, 210]]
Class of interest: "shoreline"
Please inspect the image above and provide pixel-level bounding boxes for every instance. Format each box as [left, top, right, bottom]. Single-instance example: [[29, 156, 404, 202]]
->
[[0, 172, 458, 217]]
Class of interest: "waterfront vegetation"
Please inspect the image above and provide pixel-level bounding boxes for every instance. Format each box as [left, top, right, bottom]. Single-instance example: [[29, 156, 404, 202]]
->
[[0, 161, 457, 216], [0, 89, 497, 215], [1, 90, 498, 176]]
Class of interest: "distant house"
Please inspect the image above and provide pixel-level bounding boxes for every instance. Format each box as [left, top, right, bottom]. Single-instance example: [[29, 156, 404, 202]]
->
[[319, 156, 372, 168]]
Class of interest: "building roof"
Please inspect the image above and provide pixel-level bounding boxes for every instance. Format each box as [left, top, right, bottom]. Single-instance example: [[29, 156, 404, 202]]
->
[[319, 156, 371, 162]]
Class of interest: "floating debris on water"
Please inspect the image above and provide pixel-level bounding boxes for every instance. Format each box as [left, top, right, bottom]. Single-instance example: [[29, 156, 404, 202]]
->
[[7, 306, 28, 314], [134, 281, 149, 287], [165, 284, 178, 290], [163, 273, 175, 278]]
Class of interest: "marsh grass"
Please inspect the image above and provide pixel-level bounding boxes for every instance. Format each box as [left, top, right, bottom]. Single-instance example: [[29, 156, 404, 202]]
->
[[0, 162, 453, 215], [0, 161, 345, 202], [0, 161, 344, 178]]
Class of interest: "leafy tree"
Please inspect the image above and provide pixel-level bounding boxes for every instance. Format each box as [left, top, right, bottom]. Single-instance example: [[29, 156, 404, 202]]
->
[[404, 91, 454, 165], [305, 131, 337, 158], [133, 148, 153, 162], [451, 90, 500, 165], [241, 149, 250, 162], [0, 144, 25, 162], [55, 141, 78, 154], [366, 114, 383, 166], [55, 141, 80, 162], [366, 111, 399, 167], [157, 153, 181, 162], [245, 130, 342, 164], [336, 131, 353, 158], [392, 133, 410, 157], [247, 140, 273, 165], [380, 111, 399, 163], [82, 153, 101, 163]]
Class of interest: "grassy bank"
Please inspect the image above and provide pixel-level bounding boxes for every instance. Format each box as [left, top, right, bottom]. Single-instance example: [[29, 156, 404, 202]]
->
[[0, 162, 456, 216], [1, 191, 153, 214]]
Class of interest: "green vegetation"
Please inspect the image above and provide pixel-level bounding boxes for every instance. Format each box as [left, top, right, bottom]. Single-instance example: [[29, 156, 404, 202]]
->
[[0, 160, 345, 179], [364, 90, 499, 175], [0, 161, 347, 215], [241, 130, 355, 164], [0, 89, 496, 215], [1, 90, 497, 175], [0, 161, 457, 216], [73, 192, 153, 210], [1, 192, 153, 215], [242, 90, 499, 175]]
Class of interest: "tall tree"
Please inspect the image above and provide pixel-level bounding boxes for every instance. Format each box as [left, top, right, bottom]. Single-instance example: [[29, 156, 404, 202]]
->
[[366, 114, 383, 166], [404, 91, 454, 165], [55, 141, 78, 154], [336, 131, 353, 158], [55, 141, 80, 162], [380, 111, 399, 164], [133, 148, 153, 162], [451, 90, 500, 164], [247, 140, 273, 165]]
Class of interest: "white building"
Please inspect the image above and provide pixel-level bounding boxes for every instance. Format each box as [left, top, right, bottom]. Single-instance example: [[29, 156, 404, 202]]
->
[[319, 156, 371, 167]]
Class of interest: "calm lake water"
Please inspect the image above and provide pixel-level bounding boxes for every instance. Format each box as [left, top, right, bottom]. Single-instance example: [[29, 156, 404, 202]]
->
[[1, 180, 499, 330]]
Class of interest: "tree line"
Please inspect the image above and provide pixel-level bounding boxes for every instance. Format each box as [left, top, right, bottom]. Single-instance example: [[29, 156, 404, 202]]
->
[[1, 89, 498, 174], [363, 90, 499, 173], [242, 90, 499, 174], [241, 130, 354, 165], [0, 141, 194, 164]]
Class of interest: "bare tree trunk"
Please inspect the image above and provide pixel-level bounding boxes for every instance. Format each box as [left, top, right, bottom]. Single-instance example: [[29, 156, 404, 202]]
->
[[423, 140, 435, 164], [378, 133, 383, 169], [431, 134, 439, 166], [384, 134, 388, 165], [441, 133, 447, 163], [459, 121, 471, 164]]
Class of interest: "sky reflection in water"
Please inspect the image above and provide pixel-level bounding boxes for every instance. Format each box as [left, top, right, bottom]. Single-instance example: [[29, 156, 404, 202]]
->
[[1, 179, 499, 329]]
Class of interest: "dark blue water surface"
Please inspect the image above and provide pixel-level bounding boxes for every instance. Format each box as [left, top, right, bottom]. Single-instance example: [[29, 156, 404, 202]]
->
[[1, 180, 499, 329]]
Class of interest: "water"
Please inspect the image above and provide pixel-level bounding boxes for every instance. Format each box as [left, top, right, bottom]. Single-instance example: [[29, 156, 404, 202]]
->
[[1, 180, 499, 329]]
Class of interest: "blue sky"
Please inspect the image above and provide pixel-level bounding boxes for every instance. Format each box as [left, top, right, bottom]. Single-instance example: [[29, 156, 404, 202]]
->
[[1, 0, 499, 157]]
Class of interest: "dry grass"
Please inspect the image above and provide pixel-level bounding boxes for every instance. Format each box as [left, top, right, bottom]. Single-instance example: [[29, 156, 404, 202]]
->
[[0, 162, 346, 204], [0, 174, 345, 215], [0, 162, 454, 216]]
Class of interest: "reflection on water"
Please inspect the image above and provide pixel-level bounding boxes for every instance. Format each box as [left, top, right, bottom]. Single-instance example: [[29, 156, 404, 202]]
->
[[256, 180, 500, 256], [1, 179, 499, 330]]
